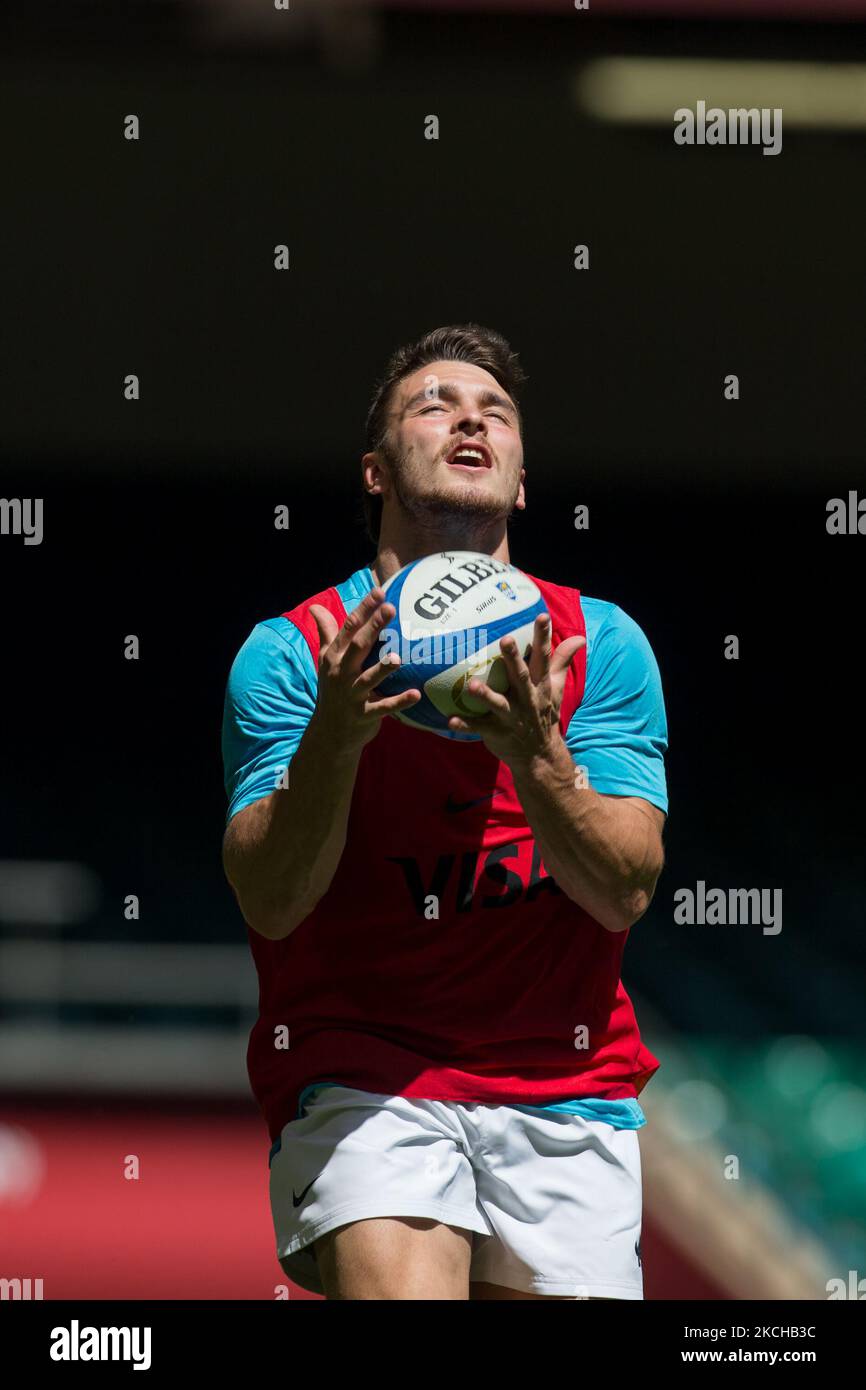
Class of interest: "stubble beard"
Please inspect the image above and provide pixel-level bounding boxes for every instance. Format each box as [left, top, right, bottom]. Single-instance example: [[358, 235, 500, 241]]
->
[[384, 439, 521, 544]]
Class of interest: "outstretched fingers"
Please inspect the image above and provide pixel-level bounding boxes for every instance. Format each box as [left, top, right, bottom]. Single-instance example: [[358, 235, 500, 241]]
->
[[329, 588, 394, 669], [498, 634, 534, 707], [550, 634, 586, 677], [527, 613, 553, 686], [353, 653, 413, 700]]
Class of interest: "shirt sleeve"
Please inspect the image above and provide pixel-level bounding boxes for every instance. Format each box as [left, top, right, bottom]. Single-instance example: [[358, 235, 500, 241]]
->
[[564, 601, 668, 814], [221, 617, 319, 825]]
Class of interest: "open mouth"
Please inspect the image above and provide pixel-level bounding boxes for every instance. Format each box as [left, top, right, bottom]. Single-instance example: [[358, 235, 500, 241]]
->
[[446, 444, 492, 469]]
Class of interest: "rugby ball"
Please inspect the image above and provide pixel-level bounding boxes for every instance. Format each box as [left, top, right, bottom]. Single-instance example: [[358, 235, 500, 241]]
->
[[364, 551, 546, 739]]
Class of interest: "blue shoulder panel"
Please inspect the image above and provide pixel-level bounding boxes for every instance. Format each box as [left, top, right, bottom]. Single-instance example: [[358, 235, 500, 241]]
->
[[565, 598, 668, 814]]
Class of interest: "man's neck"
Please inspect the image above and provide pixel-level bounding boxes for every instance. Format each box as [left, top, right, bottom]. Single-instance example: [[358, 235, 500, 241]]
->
[[371, 530, 511, 587]]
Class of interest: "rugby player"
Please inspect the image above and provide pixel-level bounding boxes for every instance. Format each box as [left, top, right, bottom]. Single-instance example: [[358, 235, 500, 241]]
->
[[222, 324, 668, 1300]]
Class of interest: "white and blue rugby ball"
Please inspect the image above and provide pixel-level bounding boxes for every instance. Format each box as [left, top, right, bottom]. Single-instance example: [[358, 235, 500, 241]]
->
[[364, 551, 547, 739]]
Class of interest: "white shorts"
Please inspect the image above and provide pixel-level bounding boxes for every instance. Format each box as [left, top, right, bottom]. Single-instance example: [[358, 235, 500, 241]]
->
[[269, 1084, 644, 1299]]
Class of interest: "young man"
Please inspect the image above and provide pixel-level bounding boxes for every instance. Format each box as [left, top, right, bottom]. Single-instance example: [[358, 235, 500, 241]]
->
[[222, 324, 668, 1300]]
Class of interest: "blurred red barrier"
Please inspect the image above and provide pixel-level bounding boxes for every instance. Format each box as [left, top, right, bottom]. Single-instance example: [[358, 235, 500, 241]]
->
[[0, 1104, 318, 1301]]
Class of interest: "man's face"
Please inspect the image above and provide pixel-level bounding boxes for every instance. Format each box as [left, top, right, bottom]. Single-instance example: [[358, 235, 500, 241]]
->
[[370, 359, 526, 530]]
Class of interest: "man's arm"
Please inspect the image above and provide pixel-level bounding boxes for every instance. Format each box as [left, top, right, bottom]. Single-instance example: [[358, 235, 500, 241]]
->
[[222, 709, 366, 941], [222, 588, 421, 941], [446, 607, 667, 933], [510, 740, 665, 932]]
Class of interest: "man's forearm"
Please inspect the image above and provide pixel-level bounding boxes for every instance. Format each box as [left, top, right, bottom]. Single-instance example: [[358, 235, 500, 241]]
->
[[510, 734, 664, 933], [224, 709, 364, 939]]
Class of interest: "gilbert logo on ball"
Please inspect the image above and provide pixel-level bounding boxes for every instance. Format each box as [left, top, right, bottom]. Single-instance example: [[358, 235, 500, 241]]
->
[[365, 551, 546, 740]]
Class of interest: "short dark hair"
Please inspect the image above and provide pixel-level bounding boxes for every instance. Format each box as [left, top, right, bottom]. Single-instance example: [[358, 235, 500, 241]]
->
[[361, 323, 527, 546]]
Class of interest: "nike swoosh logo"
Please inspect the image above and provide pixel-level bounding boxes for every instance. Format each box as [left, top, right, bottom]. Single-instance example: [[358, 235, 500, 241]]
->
[[292, 1177, 317, 1208], [445, 793, 495, 814]]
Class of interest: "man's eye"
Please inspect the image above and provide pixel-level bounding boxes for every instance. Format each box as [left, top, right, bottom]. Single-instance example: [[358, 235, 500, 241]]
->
[[487, 412, 509, 423], [420, 405, 446, 413]]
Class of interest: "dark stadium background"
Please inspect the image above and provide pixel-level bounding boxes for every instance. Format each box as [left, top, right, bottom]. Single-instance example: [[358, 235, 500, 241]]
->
[[1, 0, 864, 1299]]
